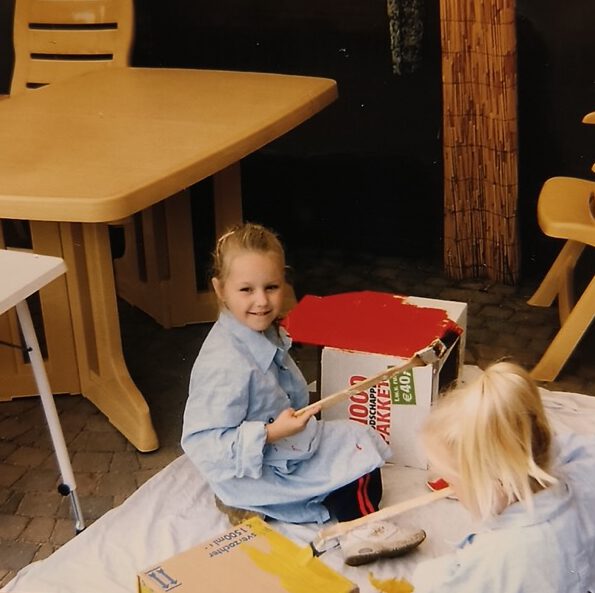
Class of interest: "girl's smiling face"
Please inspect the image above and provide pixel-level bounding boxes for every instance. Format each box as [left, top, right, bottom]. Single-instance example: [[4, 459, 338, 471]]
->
[[212, 250, 285, 332]]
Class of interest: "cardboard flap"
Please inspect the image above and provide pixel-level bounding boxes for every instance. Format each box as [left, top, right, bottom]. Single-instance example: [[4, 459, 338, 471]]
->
[[138, 517, 358, 593]]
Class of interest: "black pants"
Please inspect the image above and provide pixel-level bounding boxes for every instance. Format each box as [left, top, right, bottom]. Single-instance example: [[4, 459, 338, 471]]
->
[[322, 468, 383, 522]]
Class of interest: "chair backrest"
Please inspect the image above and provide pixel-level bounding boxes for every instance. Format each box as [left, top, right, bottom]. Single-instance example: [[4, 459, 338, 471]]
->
[[10, 0, 133, 95]]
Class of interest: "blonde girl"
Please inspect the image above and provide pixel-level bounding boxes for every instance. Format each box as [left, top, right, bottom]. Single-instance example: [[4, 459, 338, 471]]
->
[[412, 361, 595, 592]]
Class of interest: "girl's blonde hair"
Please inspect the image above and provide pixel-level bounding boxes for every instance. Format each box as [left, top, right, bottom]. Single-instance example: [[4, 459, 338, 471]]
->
[[421, 361, 557, 520], [212, 222, 286, 283]]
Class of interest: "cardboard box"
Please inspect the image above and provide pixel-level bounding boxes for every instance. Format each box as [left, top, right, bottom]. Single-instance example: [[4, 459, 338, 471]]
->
[[137, 517, 357, 593], [283, 291, 467, 469]]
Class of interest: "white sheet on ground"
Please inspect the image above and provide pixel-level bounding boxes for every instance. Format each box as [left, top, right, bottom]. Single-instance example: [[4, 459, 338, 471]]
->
[[3, 368, 594, 593]]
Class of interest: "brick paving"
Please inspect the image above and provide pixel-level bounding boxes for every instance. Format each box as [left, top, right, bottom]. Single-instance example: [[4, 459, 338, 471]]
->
[[1, 248, 593, 587]]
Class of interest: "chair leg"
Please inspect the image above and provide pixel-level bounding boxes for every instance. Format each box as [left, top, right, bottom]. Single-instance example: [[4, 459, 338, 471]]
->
[[527, 240, 585, 318], [15, 300, 85, 533], [530, 273, 595, 382]]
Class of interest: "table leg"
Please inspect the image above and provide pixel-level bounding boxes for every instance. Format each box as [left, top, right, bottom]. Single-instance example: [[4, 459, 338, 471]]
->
[[58, 221, 159, 452], [15, 299, 85, 533], [113, 162, 296, 326], [113, 164, 244, 328]]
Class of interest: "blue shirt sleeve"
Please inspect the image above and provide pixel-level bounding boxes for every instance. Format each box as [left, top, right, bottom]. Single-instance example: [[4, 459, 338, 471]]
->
[[181, 342, 268, 482]]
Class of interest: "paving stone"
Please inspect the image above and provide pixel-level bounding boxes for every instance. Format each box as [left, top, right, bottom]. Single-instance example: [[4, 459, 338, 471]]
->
[[0, 416, 32, 440], [71, 451, 112, 473], [77, 495, 114, 521], [485, 321, 520, 338], [71, 472, 101, 496], [475, 343, 510, 365], [17, 491, 61, 517], [21, 516, 55, 543], [39, 454, 61, 471], [463, 349, 477, 365], [483, 283, 518, 297], [493, 333, 529, 350], [84, 413, 118, 432], [0, 441, 18, 462], [50, 518, 77, 546], [0, 398, 37, 416], [0, 569, 16, 589], [134, 467, 161, 487], [96, 471, 137, 497], [0, 513, 29, 539], [54, 394, 85, 412], [137, 447, 179, 470], [110, 451, 140, 472], [480, 305, 515, 320], [32, 542, 57, 562], [509, 310, 553, 325], [12, 468, 59, 492], [0, 540, 37, 571], [58, 412, 93, 441], [69, 430, 127, 453], [456, 279, 493, 291], [113, 492, 135, 507], [465, 301, 484, 316], [5, 446, 51, 468], [0, 491, 24, 515], [0, 463, 27, 487], [517, 323, 556, 340], [11, 426, 52, 449]]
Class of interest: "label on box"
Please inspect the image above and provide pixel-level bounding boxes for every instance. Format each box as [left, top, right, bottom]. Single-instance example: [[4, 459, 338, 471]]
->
[[322, 348, 435, 469], [389, 369, 417, 405]]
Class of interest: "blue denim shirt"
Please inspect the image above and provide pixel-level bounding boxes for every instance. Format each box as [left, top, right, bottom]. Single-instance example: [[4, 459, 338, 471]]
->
[[412, 432, 595, 593], [181, 310, 391, 524]]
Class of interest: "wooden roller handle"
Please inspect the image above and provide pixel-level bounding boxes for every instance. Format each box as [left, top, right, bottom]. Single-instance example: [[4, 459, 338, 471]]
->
[[295, 353, 423, 417], [315, 486, 455, 545]]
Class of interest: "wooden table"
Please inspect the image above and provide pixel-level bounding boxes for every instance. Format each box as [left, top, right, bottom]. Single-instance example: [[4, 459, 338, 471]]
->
[[0, 67, 337, 451]]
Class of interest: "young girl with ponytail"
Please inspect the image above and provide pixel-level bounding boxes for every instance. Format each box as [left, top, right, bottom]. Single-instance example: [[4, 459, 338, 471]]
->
[[412, 361, 595, 593]]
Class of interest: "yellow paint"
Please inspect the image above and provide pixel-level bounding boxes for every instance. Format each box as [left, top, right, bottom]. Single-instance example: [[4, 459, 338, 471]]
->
[[136, 579, 154, 593], [241, 517, 355, 593], [368, 572, 414, 593], [295, 543, 314, 565]]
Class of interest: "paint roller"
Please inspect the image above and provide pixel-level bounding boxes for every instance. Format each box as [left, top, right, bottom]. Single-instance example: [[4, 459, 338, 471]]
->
[[294, 323, 461, 417], [299, 486, 455, 562]]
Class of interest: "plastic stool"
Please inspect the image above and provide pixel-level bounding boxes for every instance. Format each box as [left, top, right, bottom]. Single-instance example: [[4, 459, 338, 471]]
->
[[527, 177, 595, 381]]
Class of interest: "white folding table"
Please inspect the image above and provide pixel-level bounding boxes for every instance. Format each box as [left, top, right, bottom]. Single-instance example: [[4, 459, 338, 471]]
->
[[0, 249, 84, 532]]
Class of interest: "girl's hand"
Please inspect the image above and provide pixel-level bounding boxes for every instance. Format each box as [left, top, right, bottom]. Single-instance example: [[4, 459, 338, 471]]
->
[[265, 406, 321, 443]]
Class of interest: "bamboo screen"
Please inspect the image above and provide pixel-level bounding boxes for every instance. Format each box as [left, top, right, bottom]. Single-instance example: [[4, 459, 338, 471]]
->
[[440, 0, 519, 283]]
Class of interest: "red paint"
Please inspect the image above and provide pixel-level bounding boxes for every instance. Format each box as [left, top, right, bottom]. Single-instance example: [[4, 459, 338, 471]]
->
[[281, 291, 461, 357], [426, 477, 450, 492]]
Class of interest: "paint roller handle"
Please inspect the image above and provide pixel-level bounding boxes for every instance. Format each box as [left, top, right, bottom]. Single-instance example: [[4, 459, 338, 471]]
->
[[294, 355, 422, 417], [315, 486, 455, 546], [294, 335, 459, 418]]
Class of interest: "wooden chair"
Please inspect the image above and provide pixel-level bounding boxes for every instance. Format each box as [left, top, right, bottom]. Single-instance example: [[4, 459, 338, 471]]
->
[[527, 176, 595, 381], [0, 249, 84, 532]]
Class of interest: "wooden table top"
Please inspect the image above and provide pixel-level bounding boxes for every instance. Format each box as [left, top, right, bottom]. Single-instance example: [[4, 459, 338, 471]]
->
[[0, 67, 337, 222]]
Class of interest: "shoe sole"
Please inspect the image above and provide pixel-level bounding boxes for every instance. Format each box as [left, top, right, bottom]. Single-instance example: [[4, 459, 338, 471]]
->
[[344, 530, 427, 567]]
